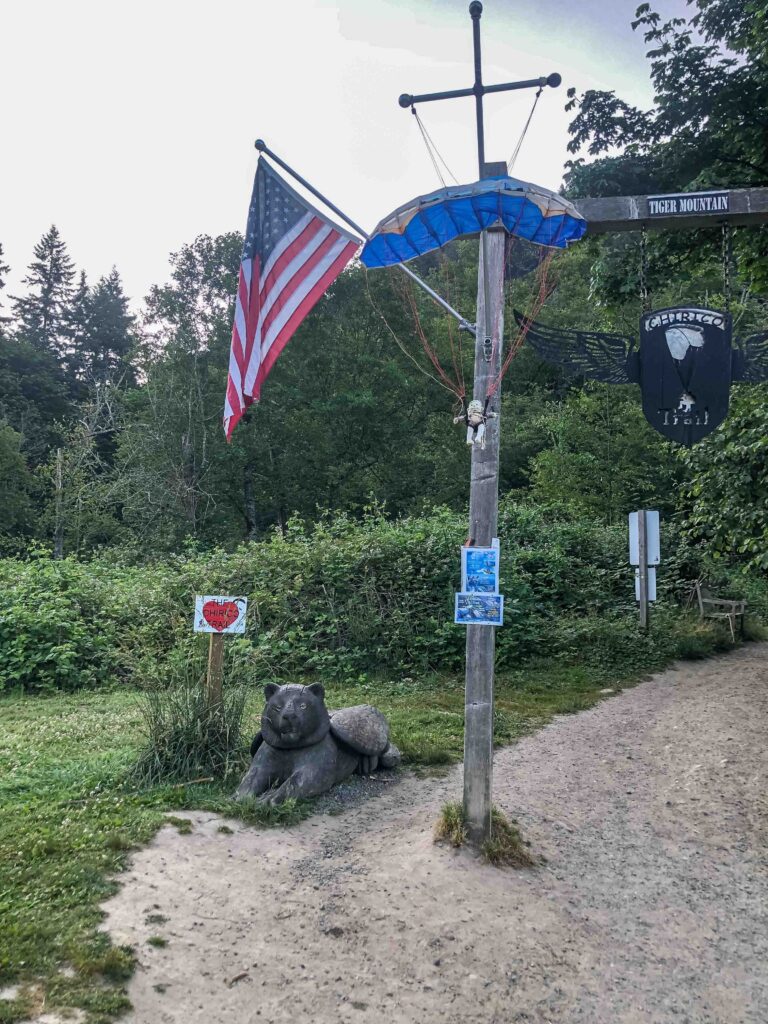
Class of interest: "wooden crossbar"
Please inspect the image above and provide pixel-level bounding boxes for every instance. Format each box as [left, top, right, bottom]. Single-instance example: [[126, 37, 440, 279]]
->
[[573, 188, 768, 234]]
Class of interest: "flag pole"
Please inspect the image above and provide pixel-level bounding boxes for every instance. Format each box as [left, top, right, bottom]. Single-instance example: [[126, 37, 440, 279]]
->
[[254, 139, 476, 335]]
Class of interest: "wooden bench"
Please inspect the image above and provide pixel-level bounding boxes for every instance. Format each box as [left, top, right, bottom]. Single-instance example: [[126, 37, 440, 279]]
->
[[694, 582, 746, 641]]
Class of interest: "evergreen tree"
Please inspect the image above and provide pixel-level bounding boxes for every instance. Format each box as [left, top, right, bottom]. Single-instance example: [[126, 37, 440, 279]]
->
[[66, 270, 92, 385], [0, 422, 34, 549], [12, 225, 76, 355], [0, 242, 9, 310], [84, 268, 136, 384], [0, 243, 10, 344], [0, 337, 71, 463]]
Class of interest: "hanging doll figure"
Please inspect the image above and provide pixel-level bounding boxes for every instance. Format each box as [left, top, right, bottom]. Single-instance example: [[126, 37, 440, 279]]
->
[[454, 399, 496, 450]]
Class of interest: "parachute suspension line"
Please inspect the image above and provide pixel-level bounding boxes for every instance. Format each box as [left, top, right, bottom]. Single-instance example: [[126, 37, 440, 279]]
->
[[639, 225, 650, 313], [439, 256, 466, 396], [507, 87, 543, 173], [410, 106, 460, 187], [363, 266, 465, 399], [486, 246, 557, 399], [722, 224, 733, 313], [400, 273, 467, 397]]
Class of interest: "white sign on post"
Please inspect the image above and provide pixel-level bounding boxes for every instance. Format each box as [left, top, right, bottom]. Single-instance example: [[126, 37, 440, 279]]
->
[[193, 595, 248, 634], [634, 567, 657, 602], [628, 510, 660, 565]]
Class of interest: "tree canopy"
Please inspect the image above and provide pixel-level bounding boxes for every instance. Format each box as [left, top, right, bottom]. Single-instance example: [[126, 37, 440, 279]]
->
[[0, 0, 765, 562]]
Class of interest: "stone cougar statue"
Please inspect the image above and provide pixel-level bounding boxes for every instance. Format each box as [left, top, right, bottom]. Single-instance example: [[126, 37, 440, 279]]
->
[[235, 682, 401, 805]]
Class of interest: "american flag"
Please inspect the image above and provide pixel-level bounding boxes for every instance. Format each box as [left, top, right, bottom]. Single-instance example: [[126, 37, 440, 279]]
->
[[224, 158, 360, 439]]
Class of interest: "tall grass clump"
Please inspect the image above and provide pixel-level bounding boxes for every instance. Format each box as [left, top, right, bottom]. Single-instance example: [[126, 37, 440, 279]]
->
[[131, 660, 249, 786], [434, 801, 536, 868]]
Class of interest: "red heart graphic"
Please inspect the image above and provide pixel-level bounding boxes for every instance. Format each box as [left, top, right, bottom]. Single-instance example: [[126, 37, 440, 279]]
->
[[202, 600, 241, 632]]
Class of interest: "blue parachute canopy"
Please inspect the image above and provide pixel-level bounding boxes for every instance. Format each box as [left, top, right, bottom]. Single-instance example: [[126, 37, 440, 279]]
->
[[361, 175, 586, 269]]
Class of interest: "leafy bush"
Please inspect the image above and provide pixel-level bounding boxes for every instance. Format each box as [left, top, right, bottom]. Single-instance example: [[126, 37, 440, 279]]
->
[[0, 557, 121, 692], [0, 499, 764, 694]]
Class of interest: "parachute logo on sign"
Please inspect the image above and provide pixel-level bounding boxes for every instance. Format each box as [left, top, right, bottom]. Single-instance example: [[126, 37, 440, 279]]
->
[[516, 305, 768, 446], [664, 325, 705, 361], [639, 308, 732, 444]]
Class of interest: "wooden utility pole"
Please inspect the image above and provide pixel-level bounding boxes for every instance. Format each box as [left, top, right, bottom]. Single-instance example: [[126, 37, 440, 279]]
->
[[464, 216, 505, 842], [399, 1, 561, 843]]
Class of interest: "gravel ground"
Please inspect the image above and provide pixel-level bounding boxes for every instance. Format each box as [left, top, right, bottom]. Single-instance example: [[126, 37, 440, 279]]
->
[[103, 646, 768, 1024]]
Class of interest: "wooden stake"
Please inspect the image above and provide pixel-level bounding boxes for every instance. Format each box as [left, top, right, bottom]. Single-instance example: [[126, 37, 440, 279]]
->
[[206, 633, 225, 706], [463, 197, 506, 846], [638, 509, 649, 630]]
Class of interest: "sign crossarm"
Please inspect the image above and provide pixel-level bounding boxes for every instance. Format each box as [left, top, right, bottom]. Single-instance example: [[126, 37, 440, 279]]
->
[[574, 188, 768, 234]]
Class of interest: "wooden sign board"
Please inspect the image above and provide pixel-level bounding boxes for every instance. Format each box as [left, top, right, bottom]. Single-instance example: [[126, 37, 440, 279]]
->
[[194, 596, 247, 634], [574, 186, 768, 234], [647, 191, 729, 217]]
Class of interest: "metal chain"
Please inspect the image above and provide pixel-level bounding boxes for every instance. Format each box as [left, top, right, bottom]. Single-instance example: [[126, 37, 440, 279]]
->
[[722, 224, 733, 313], [639, 225, 650, 312]]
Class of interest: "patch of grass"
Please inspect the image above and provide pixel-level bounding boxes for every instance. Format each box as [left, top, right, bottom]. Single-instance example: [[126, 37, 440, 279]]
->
[[481, 807, 537, 868], [104, 832, 134, 852], [434, 801, 467, 847], [164, 816, 193, 835], [70, 942, 135, 981], [131, 663, 248, 786], [0, 1000, 30, 1024], [147, 936, 167, 948], [214, 795, 311, 828], [674, 620, 718, 659], [434, 802, 536, 868]]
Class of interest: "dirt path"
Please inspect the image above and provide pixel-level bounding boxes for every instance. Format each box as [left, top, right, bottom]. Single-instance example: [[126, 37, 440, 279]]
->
[[104, 647, 768, 1024]]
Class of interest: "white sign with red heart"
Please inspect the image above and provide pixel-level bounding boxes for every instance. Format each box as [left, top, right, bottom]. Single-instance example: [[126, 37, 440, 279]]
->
[[193, 595, 248, 634]]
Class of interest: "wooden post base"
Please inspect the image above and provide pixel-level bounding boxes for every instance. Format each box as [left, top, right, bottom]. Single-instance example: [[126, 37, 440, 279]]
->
[[206, 633, 224, 706]]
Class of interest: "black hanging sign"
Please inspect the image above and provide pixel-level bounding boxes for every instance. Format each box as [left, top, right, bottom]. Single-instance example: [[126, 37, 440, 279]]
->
[[639, 307, 732, 444], [515, 306, 768, 446], [647, 191, 729, 217]]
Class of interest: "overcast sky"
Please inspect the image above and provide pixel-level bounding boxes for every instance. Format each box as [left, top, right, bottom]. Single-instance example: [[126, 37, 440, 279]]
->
[[1, 0, 691, 306]]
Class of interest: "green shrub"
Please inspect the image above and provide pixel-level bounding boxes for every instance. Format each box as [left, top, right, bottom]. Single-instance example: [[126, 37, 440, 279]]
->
[[0, 499, 764, 694], [672, 619, 719, 660], [0, 558, 121, 692], [743, 616, 768, 642]]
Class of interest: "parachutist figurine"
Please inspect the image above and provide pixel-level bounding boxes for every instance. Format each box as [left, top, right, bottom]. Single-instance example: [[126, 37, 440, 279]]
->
[[454, 399, 496, 450]]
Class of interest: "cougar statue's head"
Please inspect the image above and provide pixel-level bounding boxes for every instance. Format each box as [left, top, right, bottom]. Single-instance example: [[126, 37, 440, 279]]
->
[[260, 682, 331, 750]]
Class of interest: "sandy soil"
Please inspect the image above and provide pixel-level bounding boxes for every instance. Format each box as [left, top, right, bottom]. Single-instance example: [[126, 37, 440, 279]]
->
[[104, 646, 768, 1024]]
